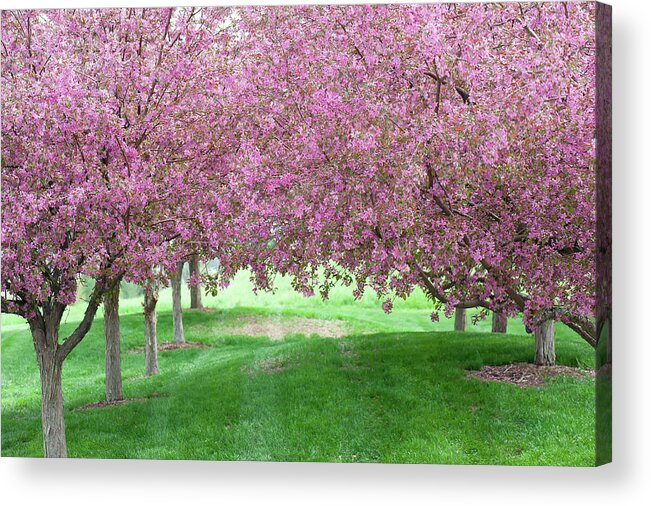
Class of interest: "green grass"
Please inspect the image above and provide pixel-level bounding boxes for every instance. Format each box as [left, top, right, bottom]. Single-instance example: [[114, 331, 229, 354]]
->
[[1, 272, 596, 465]]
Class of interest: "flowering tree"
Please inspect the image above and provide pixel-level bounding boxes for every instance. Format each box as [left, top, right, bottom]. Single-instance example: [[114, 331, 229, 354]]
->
[[1, 7, 242, 457], [234, 2, 598, 361]]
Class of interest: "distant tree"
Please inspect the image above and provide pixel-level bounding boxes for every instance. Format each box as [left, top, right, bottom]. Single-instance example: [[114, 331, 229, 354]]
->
[[170, 261, 186, 344], [188, 254, 204, 309], [143, 280, 160, 377], [491, 312, 508, 334]]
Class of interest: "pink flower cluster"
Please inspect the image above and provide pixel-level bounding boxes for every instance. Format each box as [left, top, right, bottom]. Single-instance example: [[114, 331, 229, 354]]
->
[[2, 4, 598, 345]]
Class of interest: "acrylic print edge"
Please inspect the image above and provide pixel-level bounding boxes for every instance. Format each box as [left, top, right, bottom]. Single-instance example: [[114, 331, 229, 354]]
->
[[595, 0, 612, 467]]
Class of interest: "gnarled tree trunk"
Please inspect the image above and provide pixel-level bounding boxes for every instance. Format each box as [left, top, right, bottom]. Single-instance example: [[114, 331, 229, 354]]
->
[[143, 285, 159, 376], [534, 319, 556, 366], [103, 282, 123, 402], [454, 307, 466, 331], [189, 254, 203, 309], [492, 312, 508, 333], [171, 261, 185, 343]]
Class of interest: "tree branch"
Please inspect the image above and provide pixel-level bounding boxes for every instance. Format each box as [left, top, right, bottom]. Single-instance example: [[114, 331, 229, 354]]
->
[[56, 276, 119, 362], [1, 295, 26, 317]]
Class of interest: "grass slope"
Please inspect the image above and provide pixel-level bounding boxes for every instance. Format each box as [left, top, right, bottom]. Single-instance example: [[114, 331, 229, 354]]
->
[[1, 272, 596, 465]]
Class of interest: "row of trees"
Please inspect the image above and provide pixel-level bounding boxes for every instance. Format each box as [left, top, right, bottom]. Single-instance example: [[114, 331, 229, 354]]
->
[[2, 3, 603, 458], [103, 259, 203, 402]]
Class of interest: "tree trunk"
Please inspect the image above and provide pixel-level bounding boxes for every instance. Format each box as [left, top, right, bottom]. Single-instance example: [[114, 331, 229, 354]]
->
[[171, 262, 186, 343], [492, 312, 508, 333], [454, 307, 466, 331], [103, 282, 123, 402], [31, 311, 67, 458], [189, 255, 203, 309], [534, 319, 556, 366], [25, 285, 106, 458], [38, 351, 66, 458], [143, 285, 159, 376]]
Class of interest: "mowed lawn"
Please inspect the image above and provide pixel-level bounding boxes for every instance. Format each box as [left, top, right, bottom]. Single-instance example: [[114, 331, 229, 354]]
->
[[1, 272, 596, 465]]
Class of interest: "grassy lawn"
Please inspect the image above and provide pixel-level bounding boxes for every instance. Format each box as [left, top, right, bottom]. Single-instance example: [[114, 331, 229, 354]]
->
[[1, 272, 596, 465]]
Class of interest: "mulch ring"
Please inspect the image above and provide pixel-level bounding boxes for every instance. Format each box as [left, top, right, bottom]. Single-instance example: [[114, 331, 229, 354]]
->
[[466, 362, 595, 387], [129, 341, 209, 354], [75, 393, 163, 411]]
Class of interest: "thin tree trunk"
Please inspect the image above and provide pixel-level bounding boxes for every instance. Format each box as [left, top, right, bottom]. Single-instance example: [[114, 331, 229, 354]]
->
[[171, 261, 185, 343], [454, 307, 466, 331], [492, 312, 508, 333], [31, 311, 67, 458], [103, 282, 123, 402], [143, 285, 159, 376], [189, 255, 203, 309], [534, 319, 556, 366]]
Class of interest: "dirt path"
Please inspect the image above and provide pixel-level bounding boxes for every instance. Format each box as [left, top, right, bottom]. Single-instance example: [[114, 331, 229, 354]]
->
[[225, 315, 348, 340]]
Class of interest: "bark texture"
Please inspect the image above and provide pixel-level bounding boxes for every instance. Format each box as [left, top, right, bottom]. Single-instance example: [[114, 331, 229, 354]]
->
[[36, 342, 66, 458], [534, 319, 556, 366], [103, 282, 123, 402], [189, 254, 203, 309], [143, 285, 159, 376], [171, 261, 186, 343], [31, 306, 67, 458], [492, 312, 508, 333], [454, 307, 466, 332]]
